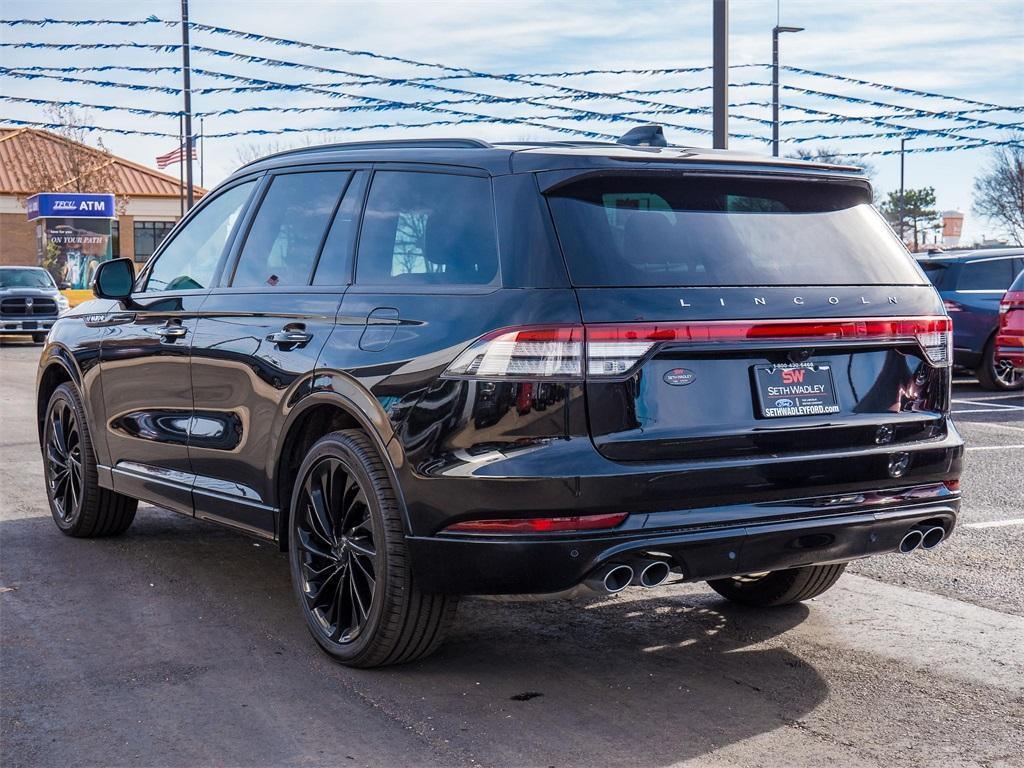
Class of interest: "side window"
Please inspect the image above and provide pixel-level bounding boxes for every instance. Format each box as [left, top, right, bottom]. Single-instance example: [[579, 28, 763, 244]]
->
[[356, 171, 498, 287], [145, 180, 255, 293], [232, 171, 350, 288], [313, 171, 368, 286], [958, 259, 1014, 291]]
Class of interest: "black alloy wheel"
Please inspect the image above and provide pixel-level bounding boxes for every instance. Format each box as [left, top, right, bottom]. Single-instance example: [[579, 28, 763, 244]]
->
[[294, 455, 380, 644], [46, 396, 83, 523], [288, 429, 457, 667], [43, 383, 137, 537]]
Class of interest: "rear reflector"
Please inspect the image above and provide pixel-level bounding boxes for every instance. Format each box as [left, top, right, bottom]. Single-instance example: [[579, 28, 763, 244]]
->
[[943, 479, 961, 492], [443, 512, 628, 534], [444, 317, 953, 380]]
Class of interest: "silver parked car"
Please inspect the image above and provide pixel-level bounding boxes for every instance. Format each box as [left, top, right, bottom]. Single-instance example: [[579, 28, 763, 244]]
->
[[0, 266, 70, 343]]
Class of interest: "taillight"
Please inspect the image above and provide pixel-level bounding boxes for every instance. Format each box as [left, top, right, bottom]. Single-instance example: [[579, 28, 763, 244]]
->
[[1000, 291, 1024, 315], [444, 317, 953, 380], [943, 299, 963, 313], [585, 317, 953, 372], [442, 512, 628, 534], [444, 326, 582, 379]]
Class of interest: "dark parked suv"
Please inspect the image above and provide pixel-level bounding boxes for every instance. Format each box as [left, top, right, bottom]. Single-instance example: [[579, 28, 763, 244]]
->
[[916, 249, 1024, 390], [37, 134, 963, 667]]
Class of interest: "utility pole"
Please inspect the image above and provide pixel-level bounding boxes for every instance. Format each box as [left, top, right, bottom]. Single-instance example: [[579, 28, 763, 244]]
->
[[712, 0, 728, 149], [178, 114, 184, 218], [181, 0, 195, 209], [899, 137, 908, 244], [772, 24, 804, 157]]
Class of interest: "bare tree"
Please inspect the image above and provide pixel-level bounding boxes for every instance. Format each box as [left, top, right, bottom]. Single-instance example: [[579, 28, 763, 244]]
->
[[973, 136, 1024, 246], [233, 135, 320, 166], [18, 106, 123, 208]]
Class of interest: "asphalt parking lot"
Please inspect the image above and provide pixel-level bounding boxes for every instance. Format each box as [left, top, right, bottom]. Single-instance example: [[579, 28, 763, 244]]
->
[[1, 339, 1022, 768]]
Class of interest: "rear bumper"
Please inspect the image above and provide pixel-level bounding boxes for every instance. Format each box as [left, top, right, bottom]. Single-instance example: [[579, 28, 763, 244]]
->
[[407, 484, 960, 594]]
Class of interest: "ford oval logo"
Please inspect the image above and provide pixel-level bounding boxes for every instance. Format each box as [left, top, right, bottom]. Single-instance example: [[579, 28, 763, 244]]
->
[[663, 368, 696, 386]]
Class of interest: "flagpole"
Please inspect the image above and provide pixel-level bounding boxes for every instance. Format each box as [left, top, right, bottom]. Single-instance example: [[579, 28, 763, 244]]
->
[[178, 114, 184, 219]]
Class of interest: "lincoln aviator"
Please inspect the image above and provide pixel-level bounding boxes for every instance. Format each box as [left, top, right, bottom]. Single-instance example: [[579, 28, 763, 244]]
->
[[36, 131, 963, 667]]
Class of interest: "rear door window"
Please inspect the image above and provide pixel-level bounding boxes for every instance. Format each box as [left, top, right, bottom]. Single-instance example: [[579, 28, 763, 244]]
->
[[232, 171, 350, 288], [355, 171, 498, 287], [545, 175, 925, 287], [957, 258, 1015, 291]]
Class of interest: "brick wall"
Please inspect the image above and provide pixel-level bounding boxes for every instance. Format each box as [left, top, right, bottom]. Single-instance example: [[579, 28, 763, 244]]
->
[[0, 214, 39, 267], [119, 215, 135, 260]]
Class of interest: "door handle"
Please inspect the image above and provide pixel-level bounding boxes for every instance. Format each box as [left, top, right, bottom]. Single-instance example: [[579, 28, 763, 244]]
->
[[267, 324, 312, 347], [157, 322, 188, 340]]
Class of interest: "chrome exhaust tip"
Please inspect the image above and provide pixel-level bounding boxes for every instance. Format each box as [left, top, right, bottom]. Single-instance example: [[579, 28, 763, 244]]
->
[[584, 563, 634, 594], [920, 525, 946, 550], [899, 529, 924, 553], [630, 558, 672, 588]]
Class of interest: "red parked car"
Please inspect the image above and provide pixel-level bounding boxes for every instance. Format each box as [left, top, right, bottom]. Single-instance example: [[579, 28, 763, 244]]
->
[[996, 270, 1024, 374]]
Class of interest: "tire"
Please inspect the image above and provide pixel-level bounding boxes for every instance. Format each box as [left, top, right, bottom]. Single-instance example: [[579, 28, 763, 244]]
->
[[976, 336, 1024, 391], [32, 333, 47, 344], [43, 383, 137, 537], [288, 429, 457, 668], [706, 563, 847, 607]]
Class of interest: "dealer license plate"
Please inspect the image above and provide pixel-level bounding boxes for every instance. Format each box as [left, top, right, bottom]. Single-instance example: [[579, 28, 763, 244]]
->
[[754, 363, 840, 418]]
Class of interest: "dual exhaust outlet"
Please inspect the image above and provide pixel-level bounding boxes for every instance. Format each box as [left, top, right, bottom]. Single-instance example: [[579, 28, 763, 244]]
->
[[584, 557, 672, 594], [899, 524, 947, 554]]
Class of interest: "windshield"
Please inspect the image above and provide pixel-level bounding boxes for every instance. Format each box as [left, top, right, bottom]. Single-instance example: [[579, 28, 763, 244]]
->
[[546, 175, 926, 288], [0, 268, 55, 289]]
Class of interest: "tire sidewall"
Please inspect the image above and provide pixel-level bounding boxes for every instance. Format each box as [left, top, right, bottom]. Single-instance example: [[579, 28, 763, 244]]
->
[[44, 384, 89, 532], [288, 434, 391, 663]]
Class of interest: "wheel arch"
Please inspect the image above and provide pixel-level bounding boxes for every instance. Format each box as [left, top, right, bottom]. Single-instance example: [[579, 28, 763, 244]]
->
[[36, 348, 81, 449], [273, 388, 409, 552]]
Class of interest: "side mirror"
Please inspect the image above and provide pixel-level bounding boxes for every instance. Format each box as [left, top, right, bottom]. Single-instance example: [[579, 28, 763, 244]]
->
[[92, 258, 135, 302], [58, 281, 71, 290]]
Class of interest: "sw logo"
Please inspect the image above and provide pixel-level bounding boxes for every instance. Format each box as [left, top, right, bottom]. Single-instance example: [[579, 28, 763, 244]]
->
[[781, 368, 806, 384]]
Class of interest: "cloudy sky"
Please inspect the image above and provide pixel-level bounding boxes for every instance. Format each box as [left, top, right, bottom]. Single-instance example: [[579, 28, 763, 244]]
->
[[2, 0, 1022, 243]]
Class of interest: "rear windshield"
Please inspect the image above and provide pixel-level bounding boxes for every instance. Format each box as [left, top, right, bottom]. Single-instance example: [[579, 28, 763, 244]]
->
[[1012, 268, 1024, 292], [545, 175, 925, 287]]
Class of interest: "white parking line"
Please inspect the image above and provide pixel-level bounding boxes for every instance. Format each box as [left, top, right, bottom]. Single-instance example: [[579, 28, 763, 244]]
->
[[962, 421, 1024, 433], [963, 518, 1024, 530], [967, 393, 1024, 402], [954, 407, 1024, 414], [953, 399, 1024, 410], [965, 444, 1024, 451]]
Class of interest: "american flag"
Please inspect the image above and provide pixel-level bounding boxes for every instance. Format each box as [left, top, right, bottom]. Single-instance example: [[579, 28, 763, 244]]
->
[[156, 143, 198, 169]]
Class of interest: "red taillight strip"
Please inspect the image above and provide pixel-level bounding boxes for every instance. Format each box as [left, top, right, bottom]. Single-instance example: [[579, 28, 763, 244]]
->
[[585, 316, 951, 344], [443, 512, 628, 534]]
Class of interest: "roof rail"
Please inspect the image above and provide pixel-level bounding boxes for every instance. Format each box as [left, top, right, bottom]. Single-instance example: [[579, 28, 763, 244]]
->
[[239, 138, 494, 168]]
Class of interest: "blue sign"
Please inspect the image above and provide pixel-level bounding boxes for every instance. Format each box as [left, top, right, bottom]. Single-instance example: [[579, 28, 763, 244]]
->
[[27, 192, 116, 220]]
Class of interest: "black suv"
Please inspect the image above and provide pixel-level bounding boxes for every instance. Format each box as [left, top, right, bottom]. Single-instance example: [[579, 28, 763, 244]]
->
[[37, 134, 963, 667]]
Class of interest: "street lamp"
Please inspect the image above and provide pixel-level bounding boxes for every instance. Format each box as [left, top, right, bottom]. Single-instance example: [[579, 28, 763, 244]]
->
[[772, 24, 804, 157]]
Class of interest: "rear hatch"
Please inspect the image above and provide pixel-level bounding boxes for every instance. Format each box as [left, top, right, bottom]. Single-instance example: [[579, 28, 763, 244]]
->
[[543, 171, 951, 462]]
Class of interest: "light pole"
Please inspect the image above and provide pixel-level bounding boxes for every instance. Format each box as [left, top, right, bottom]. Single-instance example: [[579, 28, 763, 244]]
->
[[713, 0, 729, 149], [772, 24, 803, 157]]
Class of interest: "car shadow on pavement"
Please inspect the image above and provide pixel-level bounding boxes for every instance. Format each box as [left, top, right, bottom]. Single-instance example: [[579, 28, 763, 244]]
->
[[1, 509, 827, 768]]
